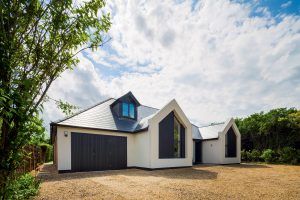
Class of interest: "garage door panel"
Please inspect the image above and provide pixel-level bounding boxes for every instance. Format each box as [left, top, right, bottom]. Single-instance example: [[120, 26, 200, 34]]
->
[[71, 132, 127, 172]]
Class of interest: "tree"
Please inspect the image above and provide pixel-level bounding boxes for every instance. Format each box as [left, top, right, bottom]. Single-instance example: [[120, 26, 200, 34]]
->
[[0, 0, 111, 197], [236, 108, 300, 151]]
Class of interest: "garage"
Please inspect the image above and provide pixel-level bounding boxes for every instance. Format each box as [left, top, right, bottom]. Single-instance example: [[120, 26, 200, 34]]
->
[[71, 132, 127, 172]]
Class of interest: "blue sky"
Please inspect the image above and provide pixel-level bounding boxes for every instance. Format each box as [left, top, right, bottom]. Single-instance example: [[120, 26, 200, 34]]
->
[[43, 0, 300, 132], [249, 0, 300, 16]]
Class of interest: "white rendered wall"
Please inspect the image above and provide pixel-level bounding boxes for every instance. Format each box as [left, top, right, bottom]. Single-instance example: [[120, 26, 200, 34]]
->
[[148, 99, 193, 168], [133, 131, 151, 168], [56, 126, 149, 170], [201, 139, 222, 164], [201, 121, 241, 164]]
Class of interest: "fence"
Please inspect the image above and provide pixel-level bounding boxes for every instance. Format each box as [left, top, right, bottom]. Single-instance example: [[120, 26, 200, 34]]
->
[[16, 145, 47, 174]]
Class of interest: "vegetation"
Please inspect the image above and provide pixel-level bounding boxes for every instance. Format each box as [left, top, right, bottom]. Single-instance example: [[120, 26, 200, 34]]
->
[[0, 0, 111, 198], [6, 173, 40, 200], [236, 108, 300, 150], [39, 143, 53, 163], [237, 108, 300, 165]]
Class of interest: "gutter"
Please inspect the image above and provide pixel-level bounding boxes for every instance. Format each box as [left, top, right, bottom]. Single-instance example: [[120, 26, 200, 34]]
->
[[50, 123, 149, 134]]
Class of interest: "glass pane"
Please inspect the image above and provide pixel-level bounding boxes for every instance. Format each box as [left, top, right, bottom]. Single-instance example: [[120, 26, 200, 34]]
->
[[122, 103, 129, 117], [129, 104, 135, 118], [174, 117, 180, 158]]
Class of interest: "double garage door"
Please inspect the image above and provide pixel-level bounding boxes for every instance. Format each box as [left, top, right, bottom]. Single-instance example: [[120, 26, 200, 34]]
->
[[71, 132, 127, 172]]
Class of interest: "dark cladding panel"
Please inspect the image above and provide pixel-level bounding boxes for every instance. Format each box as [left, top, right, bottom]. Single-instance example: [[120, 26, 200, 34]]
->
[[226, 127, 237, 157], [159, 112, 175, 158]]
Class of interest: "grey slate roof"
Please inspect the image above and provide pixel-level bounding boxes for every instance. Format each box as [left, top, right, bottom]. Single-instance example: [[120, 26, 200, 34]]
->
[[52, 98, 159, 133], [52, 93, 229, 140], [192, 122, 225, 140]]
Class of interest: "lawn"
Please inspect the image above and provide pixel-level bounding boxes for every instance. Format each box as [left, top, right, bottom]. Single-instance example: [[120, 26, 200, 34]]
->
[[35, 163, 300, 200]]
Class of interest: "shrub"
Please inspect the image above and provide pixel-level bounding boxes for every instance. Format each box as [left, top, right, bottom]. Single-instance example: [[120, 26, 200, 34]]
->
[[260, 149, 277, 163], [6, 173, 40, 200], [278, 147, 299, 164], [250, 149, 261, 162], [241, 150, 248, 161], [39, 143, 53, 162]]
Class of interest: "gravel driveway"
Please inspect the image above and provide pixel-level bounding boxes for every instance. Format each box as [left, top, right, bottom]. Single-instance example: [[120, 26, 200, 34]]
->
[[35, 163, 300, 200]]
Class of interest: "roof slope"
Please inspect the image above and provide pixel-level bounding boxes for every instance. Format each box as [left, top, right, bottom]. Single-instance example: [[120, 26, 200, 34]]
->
[[192, 122, 225, 140], [52, 98, 159, 133]]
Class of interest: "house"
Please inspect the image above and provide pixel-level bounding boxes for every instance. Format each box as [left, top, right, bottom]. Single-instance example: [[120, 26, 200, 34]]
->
[[192, 119, 241, 164], [50, 92, 241, 172]]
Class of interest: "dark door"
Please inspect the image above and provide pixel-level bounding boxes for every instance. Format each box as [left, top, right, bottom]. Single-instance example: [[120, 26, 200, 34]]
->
[[195, 141, 202, 163], [71, 132, 127, 172]]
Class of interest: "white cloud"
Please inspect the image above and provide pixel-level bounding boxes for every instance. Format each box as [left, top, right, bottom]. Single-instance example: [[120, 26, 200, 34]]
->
[[43, 0, 300, 132], [281, 1, 292, 9]]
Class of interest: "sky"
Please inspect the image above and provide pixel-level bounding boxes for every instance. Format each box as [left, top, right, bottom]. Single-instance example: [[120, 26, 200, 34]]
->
[[43, 0, 300, 133]]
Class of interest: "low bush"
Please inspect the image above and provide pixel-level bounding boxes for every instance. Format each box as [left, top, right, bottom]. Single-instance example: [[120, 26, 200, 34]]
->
[[6, 173, 40, 200], [278, 147, 299, 165], [241, 150, 248, 161], [260, 149, 277, 163], [250, 149, 261, 162], [241, 149, 261, 162], [242, 148, 300, 164]]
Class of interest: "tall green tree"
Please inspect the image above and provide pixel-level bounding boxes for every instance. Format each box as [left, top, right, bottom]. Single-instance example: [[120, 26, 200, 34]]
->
[[0, 0, 110, 197], [236, 108, 300, 151]]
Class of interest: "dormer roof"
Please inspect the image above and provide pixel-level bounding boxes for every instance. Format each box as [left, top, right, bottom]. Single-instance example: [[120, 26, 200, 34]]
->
[[110, 91, 141, 108]]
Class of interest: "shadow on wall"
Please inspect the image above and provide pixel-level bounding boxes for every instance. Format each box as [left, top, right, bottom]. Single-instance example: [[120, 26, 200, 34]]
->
[[38, 164, 218, 183]]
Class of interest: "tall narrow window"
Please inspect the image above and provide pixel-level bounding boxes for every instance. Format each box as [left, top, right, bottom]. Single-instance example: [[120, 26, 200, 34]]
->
[[129, 104, 135, 118], [122, 103, 129, 117], [174, 117, 181, 158]]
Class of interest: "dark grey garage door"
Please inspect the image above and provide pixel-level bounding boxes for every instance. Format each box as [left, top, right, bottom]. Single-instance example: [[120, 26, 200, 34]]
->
[[71, 132, 127, 172]]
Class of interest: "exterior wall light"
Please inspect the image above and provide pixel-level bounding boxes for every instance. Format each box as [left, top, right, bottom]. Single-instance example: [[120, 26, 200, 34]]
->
[[64, 131, 68, 137]]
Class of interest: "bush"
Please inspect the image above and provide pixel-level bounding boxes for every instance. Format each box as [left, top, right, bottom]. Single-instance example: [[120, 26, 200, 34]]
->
[[241, 150, 248, 161], [241, 149, 261, 162], [260, 149, 277, 163], [39, 143, 53, 162], [278, 147, 299, 165], [6, 173, 40, 200], [250, 149, 261, 162]]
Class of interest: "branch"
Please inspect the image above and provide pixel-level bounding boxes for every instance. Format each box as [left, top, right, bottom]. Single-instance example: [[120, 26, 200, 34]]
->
[[72, 37, 112, 58]]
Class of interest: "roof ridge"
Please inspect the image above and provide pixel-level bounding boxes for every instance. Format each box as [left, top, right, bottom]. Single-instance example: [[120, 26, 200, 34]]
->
[[199, 122, 225, 128], [51, 98, 114, 124]]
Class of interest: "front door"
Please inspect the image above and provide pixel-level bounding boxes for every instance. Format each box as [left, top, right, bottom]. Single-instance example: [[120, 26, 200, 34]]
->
[[195, 141, 202, 163]]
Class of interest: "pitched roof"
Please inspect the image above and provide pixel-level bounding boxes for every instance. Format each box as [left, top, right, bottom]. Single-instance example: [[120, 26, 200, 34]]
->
[[192, 122, 226, 140], [51, 92, 233, 139], [52, 98, 159, 133]]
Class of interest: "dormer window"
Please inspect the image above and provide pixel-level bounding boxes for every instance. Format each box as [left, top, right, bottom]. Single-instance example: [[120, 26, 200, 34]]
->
[[110, 91, 140, 120], [122, 102, 135, 119]]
